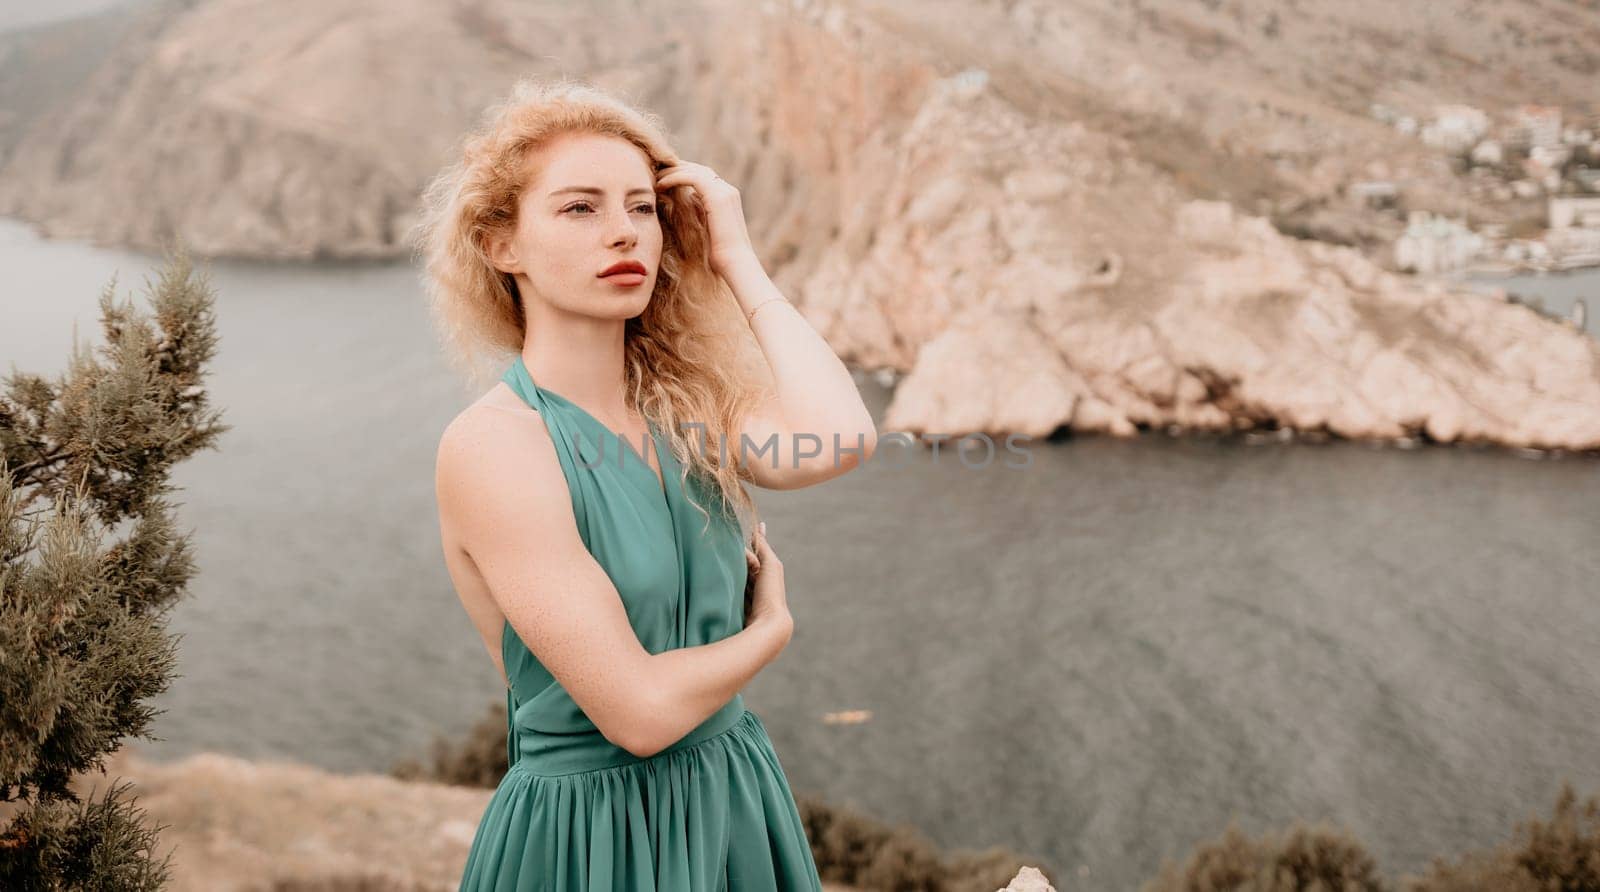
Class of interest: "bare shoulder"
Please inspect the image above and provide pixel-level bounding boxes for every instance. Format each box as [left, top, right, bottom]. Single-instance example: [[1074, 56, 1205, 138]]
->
[[439, 383, 543, 464], [435, 384, 564, 536]]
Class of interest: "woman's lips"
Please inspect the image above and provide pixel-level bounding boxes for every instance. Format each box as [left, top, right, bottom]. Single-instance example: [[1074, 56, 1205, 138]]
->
[[601, 272, 647, 286]]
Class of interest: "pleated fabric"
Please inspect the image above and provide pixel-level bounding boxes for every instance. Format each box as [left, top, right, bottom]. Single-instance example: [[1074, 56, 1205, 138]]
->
[[458, 355, 823, 892]]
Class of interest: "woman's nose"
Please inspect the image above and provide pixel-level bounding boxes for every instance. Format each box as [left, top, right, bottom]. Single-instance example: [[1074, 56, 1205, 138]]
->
[[608, 210, 638, 248]]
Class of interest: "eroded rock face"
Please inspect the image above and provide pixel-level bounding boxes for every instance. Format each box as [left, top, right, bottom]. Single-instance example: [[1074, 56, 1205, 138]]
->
[[0, 0, 702, 259], [784, 71, 1600, 451], [3, 0, 1597, 448]]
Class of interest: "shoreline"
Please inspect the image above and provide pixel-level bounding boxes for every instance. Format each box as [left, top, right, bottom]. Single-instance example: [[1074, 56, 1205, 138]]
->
[[71, 740, 1063, 891], [64, 742, 872, 891]]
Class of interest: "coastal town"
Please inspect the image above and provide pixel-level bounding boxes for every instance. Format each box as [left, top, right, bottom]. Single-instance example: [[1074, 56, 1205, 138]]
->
[[1369, 103, 1600, 276]]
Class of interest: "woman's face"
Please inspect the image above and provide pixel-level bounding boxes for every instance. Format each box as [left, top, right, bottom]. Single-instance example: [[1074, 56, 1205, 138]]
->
[[490, 131, 664, 319]]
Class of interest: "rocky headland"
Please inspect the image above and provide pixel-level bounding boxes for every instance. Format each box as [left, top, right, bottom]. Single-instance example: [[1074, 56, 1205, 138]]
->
[[2, 0, 1598, 450]]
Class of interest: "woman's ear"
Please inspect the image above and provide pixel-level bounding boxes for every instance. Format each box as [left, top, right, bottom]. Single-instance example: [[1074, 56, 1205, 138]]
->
[[485, 229, 519, 275]]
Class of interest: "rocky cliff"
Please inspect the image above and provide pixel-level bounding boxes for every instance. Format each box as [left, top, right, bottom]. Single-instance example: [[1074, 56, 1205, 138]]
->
[[3, 0, 1598, 449]]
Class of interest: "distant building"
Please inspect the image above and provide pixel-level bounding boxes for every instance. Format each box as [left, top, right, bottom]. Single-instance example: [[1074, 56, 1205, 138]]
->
[[948, 68, 989, 97], [1502, 240, 1550, 264], [1422, 104, 1489, 152], [1394, 211, 1486, 274], [1516, 105, 1563, 149], [1470, 140, 1504, 166], [1549, 196, 1600, 229], [1546, 226, 1600, 269], [1529, 144, 1572, 170]]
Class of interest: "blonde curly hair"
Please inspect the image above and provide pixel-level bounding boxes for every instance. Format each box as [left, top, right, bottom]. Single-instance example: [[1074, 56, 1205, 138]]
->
[[412, 77, 770, 536]]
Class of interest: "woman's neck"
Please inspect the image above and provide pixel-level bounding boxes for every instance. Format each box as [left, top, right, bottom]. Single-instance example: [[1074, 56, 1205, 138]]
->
[[519, 322, 633, 419]]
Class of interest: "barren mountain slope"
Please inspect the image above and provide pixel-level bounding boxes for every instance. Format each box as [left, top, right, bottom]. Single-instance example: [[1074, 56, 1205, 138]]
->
[[1, 0, 1596, 448]]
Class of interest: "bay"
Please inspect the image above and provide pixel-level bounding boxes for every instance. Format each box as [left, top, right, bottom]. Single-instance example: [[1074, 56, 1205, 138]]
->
[[2, 218, 1596, 890]]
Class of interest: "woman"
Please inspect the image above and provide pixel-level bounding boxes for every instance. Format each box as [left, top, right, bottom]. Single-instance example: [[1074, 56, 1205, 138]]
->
[[418, 78, 877, 891]]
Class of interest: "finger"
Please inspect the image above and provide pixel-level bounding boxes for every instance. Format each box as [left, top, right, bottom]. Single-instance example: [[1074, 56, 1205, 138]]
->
[[655, 166, 704, 188], [656, 161, 712, 178], [656, 165, 728, 193]]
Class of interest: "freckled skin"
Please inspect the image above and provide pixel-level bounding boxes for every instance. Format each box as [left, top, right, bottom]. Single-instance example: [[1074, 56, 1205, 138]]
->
[[496, 131, 665, 331]]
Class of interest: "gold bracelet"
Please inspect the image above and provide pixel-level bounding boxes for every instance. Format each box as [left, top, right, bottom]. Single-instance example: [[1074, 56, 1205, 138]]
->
[[745, 297, 789, 322]]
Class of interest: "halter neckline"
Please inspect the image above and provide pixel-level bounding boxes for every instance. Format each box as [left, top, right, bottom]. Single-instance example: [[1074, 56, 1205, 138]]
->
[[508, 354, 669, 501]]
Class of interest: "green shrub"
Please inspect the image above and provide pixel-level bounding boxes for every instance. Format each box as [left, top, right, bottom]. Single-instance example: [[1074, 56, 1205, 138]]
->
[[795, 791, 1042, 892], [1404, 783, 1600, 892], [1142, 819, 1386, 892], [389, 700, 507, 788], [1, 248, 227, 888]]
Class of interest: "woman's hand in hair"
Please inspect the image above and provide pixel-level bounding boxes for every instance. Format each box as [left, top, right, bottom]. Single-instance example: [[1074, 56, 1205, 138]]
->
[[655, 161, 757, 279]]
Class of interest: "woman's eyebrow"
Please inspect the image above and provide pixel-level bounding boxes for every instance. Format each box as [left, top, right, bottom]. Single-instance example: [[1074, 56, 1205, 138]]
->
[[548, 186, 655, 197]]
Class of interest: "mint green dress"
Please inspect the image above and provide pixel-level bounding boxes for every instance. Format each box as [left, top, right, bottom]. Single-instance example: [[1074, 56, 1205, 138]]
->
[[458, 355, 823, 892]]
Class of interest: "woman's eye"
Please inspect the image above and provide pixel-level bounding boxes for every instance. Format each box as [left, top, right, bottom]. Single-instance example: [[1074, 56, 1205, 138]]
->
[[563, 202, 654, 215]]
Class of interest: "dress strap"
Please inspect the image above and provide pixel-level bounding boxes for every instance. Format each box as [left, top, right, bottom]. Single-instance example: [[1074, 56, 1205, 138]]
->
[[501, 354, 550, 414], [497, 351, 594, 606], [501, 353, 606, 471]]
